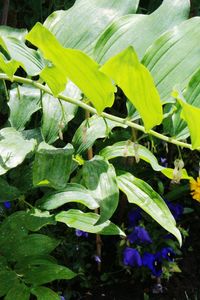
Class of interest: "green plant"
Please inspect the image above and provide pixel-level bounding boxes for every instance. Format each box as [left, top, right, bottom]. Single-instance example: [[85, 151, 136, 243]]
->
[[0, 0, 200, 298]]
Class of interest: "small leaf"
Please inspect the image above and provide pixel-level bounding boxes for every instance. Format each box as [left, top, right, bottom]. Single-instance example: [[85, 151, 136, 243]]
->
[[0, 54, 22, 79], [101, 46, 163, 131], [82, 156, 119, 224], [26, 23, 115, 113], [36, 183, 99, 210], [172, 90, 200, 149], [33, 142, 74, 189], [56, 209, 125, 236], [117, 172, 182, 245]]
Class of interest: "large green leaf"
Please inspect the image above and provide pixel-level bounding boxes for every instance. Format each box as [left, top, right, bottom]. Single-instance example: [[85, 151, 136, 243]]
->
[[31, 287, 60, 300], [94, 0, 190, 63], [117, 172, 182, 245], [172, 90, 200, 149], [21, 262, 76, 285], [142, 17, 200, 101], [24, 209, 56, 231], [12, 234, 59, 261], [33, 142, 74, 189], [8, 85, 41, 130], [0, 25, 44, 76], [72, 115, 127, 154], [5, 282, 30, 300], [99, 140, 191, 180], [26, 23, 115, 113], [0, 270, 18, 297], [56, 209, 125, 236], [0, 128, 36, 175], [44, 0, 139, 54], [101, 46, 163, 131], [36, 183, 99, 210], [82, 156, 119, 224], [0, 177, 21, 202], [42, 81, 81, 144]]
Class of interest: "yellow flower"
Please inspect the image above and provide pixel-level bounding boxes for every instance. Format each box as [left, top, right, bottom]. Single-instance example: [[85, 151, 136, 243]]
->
[[190, 177, 200, 202]]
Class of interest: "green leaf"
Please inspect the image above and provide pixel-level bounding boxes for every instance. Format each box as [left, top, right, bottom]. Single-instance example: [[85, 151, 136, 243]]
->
[[0, 54, 21, 79], [36, 183, 99, 210], [33, 142, 74, 189], [172, 90, 200, 149], [101, 46, 163, 131], [24, 209, 56, 231], [168, 68, 200, 140], [94, 0, 190, 63], [42, 81, 81, 144], [8, 85, 41, 130], [31, 286, 60, 300], [56, 209, 125, 236], [26, 23, 115, 113], [117, 172, 182, 245], [0, 128, 36, 175], [44, 0, 139, 54], [142, 17, 200, 101], [21, 262, 76, 285], [4, 282, 30, 300], [0, 177, 21, 202], [12, 234, 59, 261], [0, 25, 45, 76], [82, 156, 119, 224], [0, 270, 18, 297], [99, 140, 191, 180], [72, 115, 127, 154]]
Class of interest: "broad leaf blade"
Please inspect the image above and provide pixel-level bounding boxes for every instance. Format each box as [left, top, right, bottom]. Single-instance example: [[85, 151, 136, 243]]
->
[[82, 156, 119, 224], [94, 0, 190, 63], [37, 183, 99, 210], [8, 86, 41, 130], [117, 172, 182, 245], [0, 270, 18, 297], [33, 142, 74, 189], [5, 282, 30, 300], [26, 23, 115, 113], [0, 177, 21, 202], [72, 115, 127, 154], [56, 209, 125, 236], [101, 46, 163, 131], [31, 287, 60, 300], [0, 128, 36, 175], [44, 0, 139, 54]]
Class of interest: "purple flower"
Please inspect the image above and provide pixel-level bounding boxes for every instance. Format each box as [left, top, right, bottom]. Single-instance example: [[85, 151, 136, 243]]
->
[[60, 297, 65, 300], [94, 255, 101, 263], [123, 247, 142, 267], [75, 229, 88, 238], [128, 226, 152, 244], [3, 201, 11, 209], [160, 247, 175, 262], [142, 252, 162, 277], [166, 201, 183, 220], [128, 208, 141, 227], [160, 157, 168, 167]]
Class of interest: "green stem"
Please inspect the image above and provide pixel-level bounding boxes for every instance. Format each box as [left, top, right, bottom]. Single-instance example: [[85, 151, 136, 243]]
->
[[0, 73, 192, 150]]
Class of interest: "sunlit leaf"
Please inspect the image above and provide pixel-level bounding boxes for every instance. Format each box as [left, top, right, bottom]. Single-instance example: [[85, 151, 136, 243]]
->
[[101, 47, 163, 131]]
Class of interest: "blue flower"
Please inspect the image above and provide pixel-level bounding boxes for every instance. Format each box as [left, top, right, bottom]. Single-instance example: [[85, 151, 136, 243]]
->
[[94, 255, 101, 263], [166, 201, 183, 220], [3, 201, 11, 209], [160, 247, 175, 262], [142, 252, 162, 277], [128, 208, 141, 227], [60, 296, 65, 300], [75, 229, 88, 238], [128, 226, 152, 244], [123, 247, 142, 267], [160, 157, 168, 167]]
